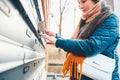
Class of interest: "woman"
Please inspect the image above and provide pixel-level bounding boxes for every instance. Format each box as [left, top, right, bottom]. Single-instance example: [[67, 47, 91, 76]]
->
[[40, 0, 119, 80]]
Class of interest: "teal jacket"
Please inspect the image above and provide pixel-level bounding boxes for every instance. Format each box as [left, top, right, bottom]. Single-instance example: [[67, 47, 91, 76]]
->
[[55, 14, 119, 80]]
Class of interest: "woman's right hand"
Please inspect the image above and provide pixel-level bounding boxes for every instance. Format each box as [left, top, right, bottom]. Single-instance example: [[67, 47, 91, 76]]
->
[[40, 29, 56, 44], [45, 29, 56, 37], [40, 32, 56, 45]]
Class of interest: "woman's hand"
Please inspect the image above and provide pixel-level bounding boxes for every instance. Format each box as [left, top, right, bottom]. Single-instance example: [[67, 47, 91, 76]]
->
[[45, 29, 56, 37], [40, 33, 56, 44], [40, 29, 56, 44]]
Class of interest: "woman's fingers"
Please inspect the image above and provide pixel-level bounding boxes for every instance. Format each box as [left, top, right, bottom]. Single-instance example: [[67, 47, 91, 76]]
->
[[46, 41, 53, 44], [40, 33, 56, 44], [45, 29, 55, 36], [40, 33, 49, 39]]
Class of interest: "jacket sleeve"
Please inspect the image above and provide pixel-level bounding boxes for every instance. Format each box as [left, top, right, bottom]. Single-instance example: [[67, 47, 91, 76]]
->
[[55, 14, 119, 57], [55, 34, 62, 39]]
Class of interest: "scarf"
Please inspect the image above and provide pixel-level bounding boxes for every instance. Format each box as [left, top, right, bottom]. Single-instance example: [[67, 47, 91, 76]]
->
[[62, 1, 112, 80]]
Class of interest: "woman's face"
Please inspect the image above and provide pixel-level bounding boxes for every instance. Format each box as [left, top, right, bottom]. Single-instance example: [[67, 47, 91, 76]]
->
[[78, 0, 96, 12]]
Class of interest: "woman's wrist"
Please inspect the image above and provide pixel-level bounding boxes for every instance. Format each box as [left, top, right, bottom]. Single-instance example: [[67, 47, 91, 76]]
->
[[55, 33, 57, 38], [55, 34, 61, 39]]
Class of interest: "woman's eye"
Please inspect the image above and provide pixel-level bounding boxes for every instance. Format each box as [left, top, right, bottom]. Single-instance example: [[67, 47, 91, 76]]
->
[[81, 0, 86, 3]]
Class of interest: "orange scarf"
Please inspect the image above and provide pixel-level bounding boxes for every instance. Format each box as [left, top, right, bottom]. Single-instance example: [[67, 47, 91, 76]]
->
[[62, 1, 102, 80], [62, 53, 86, 80]]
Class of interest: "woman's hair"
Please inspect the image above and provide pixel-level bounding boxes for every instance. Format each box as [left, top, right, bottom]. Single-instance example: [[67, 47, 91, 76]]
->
[[92, 0, 100, 3]]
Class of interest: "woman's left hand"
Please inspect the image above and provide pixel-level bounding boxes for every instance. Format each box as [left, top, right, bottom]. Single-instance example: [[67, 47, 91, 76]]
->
[[40, 33, 56, 45]]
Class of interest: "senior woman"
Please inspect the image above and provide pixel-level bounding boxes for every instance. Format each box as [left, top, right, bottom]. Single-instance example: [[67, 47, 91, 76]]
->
[[40, 0, 119, 80]]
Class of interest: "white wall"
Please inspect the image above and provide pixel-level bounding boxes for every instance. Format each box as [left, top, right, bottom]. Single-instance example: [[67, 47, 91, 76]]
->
[[113, 0, 120, 28], [49, 0, 81, 38], [113, 0, 120, 76]]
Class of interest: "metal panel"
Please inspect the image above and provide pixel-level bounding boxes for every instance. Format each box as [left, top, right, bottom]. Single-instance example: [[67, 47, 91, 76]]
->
[[19, 0, 39, 30], [10, 0, 45, 48], [0, 0, 44, 51], [0, 35, 24, 73], [0, 59, 46, 80], [23, 48, 45, 63], [0, 0, 47, 79], [37, 0, 45, 21]]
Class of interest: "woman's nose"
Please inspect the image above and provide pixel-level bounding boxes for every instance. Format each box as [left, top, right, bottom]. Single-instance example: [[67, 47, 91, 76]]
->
[[78, 1, 83, 8], [79, 3, 84, 9]]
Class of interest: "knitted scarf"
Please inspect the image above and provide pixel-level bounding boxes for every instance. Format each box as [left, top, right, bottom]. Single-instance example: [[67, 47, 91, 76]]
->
[[62, 1, 112, 80]]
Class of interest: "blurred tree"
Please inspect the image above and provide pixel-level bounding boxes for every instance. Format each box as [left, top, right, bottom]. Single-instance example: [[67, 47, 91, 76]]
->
[[58, 0, 70, 52]]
